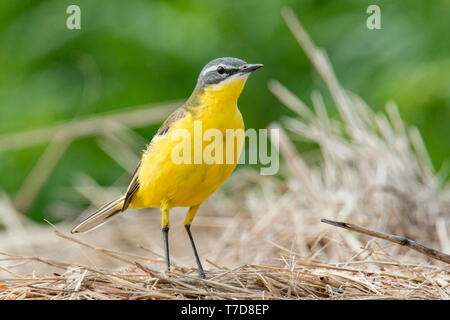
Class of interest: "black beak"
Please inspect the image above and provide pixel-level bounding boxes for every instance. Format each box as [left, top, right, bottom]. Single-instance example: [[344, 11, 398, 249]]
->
[[240, 63, 264, 74]]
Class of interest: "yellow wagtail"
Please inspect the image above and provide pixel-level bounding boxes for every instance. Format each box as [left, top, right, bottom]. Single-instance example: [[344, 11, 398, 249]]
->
[[71, 57, 263, 278]]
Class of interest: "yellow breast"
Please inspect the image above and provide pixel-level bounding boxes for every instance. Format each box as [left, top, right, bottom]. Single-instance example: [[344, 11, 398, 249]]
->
[[130, 78, 246, 209]]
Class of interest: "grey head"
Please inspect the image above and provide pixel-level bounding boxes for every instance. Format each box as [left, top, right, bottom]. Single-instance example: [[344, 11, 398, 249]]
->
[[196, 57, 263, 88]]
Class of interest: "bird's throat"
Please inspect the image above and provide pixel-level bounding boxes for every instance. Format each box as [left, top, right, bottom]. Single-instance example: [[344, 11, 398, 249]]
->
[[199, 78, 247, 110]]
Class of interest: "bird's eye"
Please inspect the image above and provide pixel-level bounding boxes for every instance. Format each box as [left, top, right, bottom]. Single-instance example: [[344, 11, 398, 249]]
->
[[217, 66, 225, 74]]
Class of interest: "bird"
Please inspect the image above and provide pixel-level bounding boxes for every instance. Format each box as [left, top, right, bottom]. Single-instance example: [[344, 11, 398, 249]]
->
[[71, 57, 263, 279]]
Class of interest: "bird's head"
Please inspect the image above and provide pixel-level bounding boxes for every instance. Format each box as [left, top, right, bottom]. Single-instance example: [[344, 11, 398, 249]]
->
[[192, 57, 263, 107]]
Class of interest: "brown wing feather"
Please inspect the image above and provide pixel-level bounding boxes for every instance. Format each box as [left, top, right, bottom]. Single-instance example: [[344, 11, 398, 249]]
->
[[123, 160, 141, 210], [156, 106, 188, 136]]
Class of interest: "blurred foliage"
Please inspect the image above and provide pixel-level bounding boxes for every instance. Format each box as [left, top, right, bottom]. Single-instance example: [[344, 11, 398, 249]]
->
[[0, 0, 449, 222]]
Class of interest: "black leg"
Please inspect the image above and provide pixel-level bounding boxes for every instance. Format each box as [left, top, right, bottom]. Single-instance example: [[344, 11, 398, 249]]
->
[[162, 226, 171, 273], [185, 224, 206, 279]]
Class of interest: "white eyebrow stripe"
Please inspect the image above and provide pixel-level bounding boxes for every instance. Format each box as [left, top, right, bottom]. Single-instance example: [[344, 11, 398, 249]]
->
[[200, 64, 235, 76], [200, 65, 217, 75]]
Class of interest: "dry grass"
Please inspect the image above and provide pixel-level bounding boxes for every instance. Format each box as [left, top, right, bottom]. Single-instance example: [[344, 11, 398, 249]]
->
[[0, 7, 449, 299], [1, 245, 448, 300]]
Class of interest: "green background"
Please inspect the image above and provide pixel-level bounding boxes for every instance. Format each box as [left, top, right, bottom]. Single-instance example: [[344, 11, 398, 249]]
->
[[0, 0, 449, 223]]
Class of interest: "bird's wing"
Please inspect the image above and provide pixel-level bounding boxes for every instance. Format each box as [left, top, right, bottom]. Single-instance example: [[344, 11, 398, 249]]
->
[[156, 106, 188, 136], [122, 106, 189, 209], [122, 160, 141, 210]]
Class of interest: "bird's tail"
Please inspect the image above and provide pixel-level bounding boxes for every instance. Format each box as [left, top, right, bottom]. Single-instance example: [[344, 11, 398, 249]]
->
[[71, 195, 126, 233]]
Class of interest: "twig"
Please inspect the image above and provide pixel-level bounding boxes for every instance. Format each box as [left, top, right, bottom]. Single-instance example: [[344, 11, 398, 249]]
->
[[321, 219, 450, 264], [54, 231, 135, 265]]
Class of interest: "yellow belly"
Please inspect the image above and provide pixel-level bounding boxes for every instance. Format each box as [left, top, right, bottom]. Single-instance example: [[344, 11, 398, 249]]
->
[[130, 106, 244, 209]]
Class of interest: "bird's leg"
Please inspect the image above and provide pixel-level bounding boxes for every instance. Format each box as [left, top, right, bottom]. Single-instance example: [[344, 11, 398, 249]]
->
[[185, 224, 206, 279], [161, 204, 171, 275], [184, 205, 206, 279]]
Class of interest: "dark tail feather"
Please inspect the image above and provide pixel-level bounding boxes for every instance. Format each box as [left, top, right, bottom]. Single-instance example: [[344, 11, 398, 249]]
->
[[71, 195, 126, 233]]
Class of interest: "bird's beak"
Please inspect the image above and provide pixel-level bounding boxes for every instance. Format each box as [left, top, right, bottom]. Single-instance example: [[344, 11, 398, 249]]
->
[[240, 63, 264, 74]]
